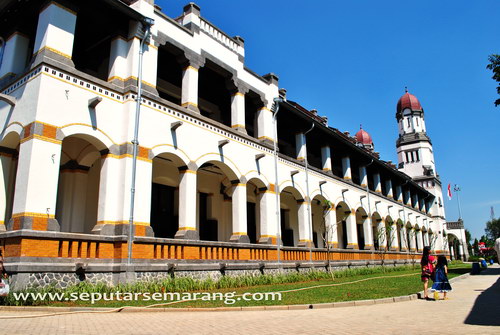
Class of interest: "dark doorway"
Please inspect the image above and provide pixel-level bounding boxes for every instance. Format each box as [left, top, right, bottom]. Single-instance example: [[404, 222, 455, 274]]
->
[[342, 221, 348, 248], [281, 209, 294, 247], [150, 183, 178, 238], [199, 192, 218, 241], [247, 202, 257, 243], [357, 224, 365, 249]]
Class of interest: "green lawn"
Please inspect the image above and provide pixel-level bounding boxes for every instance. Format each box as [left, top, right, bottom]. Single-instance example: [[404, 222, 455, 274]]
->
[[12, 263, 468, 309]]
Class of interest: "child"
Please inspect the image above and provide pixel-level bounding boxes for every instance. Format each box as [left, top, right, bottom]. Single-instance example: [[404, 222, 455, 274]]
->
[[431, 255, 452, 300]]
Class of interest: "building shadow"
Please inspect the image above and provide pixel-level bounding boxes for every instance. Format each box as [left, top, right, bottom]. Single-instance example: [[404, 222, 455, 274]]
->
[[464, 267, 500, 326]]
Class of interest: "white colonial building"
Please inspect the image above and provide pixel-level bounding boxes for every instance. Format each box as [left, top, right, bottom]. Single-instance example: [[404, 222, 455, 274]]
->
[[0, 0, 465, 288]]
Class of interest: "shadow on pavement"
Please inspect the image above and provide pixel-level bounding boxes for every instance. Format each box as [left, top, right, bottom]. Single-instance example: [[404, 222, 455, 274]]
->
[[464, 267, 500, 326]]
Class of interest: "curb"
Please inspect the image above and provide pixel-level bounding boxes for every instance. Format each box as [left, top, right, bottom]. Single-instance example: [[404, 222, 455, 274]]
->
[[0, 272, 472, 314]]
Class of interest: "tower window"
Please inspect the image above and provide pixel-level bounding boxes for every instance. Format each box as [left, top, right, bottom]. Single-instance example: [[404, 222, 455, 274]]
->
[[416, 117, 419, 126], [415, 150, 420, 162], [407, 118, 411, 128], [405, 151, 410, 163]]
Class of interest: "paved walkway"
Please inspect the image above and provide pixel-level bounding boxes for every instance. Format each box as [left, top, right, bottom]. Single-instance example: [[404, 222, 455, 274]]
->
[[1, 265, 499, 335]]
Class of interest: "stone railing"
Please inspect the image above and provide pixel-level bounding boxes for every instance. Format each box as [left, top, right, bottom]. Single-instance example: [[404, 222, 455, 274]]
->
[[199, 18, 239, 53], [0, 230, 415, 264]]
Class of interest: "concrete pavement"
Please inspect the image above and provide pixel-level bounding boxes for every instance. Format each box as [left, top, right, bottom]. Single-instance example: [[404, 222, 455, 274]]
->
[[1, 265, 499, 334]]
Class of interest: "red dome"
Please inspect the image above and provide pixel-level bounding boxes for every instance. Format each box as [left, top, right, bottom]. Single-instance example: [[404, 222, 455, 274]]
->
[[355, 128, 372, 145], [397, 92, 422, 113]]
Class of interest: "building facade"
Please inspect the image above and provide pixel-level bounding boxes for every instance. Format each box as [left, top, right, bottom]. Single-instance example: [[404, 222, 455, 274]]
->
[[0, 0, 462, 289]]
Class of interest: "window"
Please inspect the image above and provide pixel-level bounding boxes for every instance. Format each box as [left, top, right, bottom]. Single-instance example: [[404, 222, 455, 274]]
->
[[405, 151, 410, 163], [415, 150, 420, 162], [407, 118, 411, 128], [416, 117, 419, 126]]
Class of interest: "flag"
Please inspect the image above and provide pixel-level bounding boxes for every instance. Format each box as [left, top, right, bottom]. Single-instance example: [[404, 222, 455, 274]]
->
[[447, 183, 452, 200]]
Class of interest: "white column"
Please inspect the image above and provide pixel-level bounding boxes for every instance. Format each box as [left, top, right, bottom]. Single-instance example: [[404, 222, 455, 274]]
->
[[257, 106, 275, 145], [33, 2, 76, 63], [390, 222, 399, 250], [396, 185, 403, 203], [409, 229, 416, 251], [400, 225, 408, 251], [346, 211, 358, 249], [229, 183, 249, 243], [359, 166, 368, 187], [385, 179, 394, 198], [0, 33, 30, 80], [412, 193, 418, 208], [325, 207, 338, 247], [175, 169, 199, 239], [295, 132, 306, 161], [405, 189, 411, 206], [297, 201, 312, 247], [9, 138, 61, 231], [321, 146, 332, 172], [342, 156, 352, 180], [373, 173, 381, 193], [362, 216, 374, 250], [378, 219, 387, 249], [258, 190, 278, 244], [107, 36, 128, 83], [417, 230, 424, 252], [181, 64, 200, 112], [231, 86, 248, 133]]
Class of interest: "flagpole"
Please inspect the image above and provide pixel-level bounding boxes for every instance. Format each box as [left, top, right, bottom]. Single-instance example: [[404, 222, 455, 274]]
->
[[454, 184, 462, 220]]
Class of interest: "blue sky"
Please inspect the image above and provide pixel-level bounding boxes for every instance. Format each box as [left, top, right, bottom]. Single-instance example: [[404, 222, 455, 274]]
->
[[157, 0, 500, 240]]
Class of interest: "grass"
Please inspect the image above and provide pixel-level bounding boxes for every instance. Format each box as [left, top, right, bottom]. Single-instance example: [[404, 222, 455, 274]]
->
[[0, 262, 470, 308]]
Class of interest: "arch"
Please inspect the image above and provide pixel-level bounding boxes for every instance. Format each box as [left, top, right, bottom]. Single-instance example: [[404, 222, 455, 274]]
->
[[395, 218, 404, 251], [245, 175, 267, 190], [196, 159, 241, 242], [195, 154, 240, 182], [242, 170, 271, 187], [335, 201, 351, 249], [371, 211, 383, 250], [1, 123, 23, 144], [279, 185, 304, 247], [0, 131, 20, 228], [0, 130, 21, 149], [245, 177, 269, 244], [310, 188, 331, 203], [56, 135, 103, 234], [278, 179, 306, 198], [59, 124, 114, 150], [355, 207, 369, 250], [280, 185, 304, 201], [150, 151, 190, 239], [151, 144, 191, 168], [385, 215, 396, 250], [311, 193, 330, 248]]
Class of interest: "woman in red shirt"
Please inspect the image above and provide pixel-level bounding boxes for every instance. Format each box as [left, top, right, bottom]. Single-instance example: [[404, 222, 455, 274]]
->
[[420, 246, 436, 300]]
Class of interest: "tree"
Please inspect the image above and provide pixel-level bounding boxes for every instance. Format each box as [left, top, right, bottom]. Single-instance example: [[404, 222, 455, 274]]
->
[[485, 218, 500, 241], [486, 54, 500, 107], [319, 200, 335, 278], [465, 229, 472, 255]]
